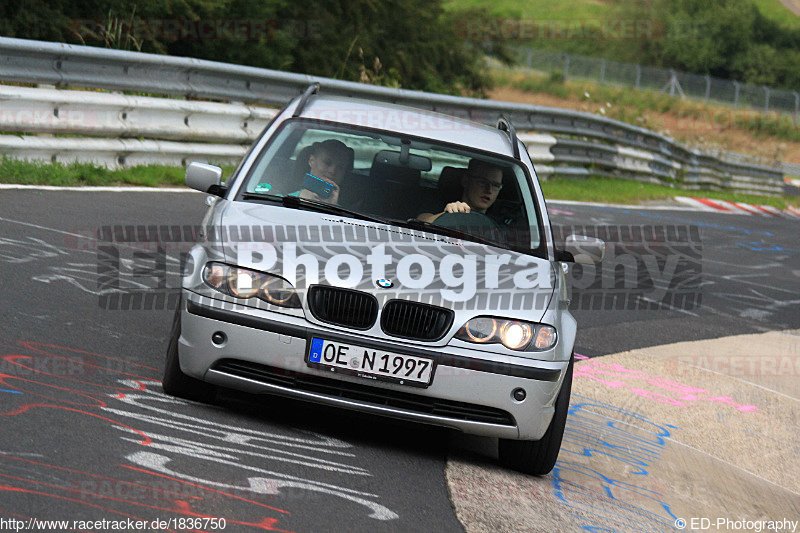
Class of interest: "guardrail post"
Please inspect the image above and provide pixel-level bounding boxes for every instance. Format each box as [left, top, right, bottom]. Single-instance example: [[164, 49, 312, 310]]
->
[[733, 81, 740, 108], [526, 48, 533, 70], [635, 64, 641, 90], [704, 75, 711, 102], [794, 91, 799, 126], [764, 86, 770, 114], [563, 53, 570, 83]]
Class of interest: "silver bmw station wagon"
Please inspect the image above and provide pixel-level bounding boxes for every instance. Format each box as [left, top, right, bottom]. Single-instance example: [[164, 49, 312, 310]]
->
[[163, 84, 603, 475]]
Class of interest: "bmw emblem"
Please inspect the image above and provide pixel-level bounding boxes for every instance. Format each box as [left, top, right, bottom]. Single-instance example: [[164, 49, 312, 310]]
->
[[375, 278, 393, 289]]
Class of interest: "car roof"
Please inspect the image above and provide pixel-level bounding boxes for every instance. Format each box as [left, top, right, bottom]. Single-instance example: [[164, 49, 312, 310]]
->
[[291, 95, 516, 157]]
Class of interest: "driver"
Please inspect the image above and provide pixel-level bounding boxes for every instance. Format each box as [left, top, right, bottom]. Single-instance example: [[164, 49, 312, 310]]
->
[[418, 159, 504, 223]]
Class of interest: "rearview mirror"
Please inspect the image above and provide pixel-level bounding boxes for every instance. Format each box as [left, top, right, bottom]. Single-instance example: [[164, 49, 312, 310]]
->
[[186, 162, 223, 195], [374, 150, 432, 171]]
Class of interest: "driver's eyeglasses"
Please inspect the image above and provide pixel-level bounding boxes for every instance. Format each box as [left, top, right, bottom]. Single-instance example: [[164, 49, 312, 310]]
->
[[470, 176, 503, 191]]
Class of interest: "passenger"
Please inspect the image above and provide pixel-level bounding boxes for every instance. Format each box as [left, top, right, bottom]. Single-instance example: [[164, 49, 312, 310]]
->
[[418, 160, 504, 223], [297, 139, 354, 204]]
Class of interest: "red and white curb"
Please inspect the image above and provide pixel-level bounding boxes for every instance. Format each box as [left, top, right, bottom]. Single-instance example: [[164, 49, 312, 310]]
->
[[675, 196, 800, 219]]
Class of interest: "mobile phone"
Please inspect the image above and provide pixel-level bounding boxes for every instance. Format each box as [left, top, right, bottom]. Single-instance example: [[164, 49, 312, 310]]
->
[[302, 173, 335, 199]]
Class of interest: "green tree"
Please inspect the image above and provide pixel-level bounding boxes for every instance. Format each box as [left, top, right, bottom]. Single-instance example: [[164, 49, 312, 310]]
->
[[276, 0, 497, 95], [634, 0, 755, 76], [613, 0, 800, 89], [0, 0, 497, 95]]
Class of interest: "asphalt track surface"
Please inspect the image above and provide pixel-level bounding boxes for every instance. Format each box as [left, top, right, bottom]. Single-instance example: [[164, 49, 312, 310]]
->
[[558, 201, 800, 354], [0, 190, 797, 532]]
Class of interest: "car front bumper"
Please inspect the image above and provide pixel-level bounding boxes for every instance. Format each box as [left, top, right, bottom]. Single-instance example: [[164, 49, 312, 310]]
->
[[177, 290, 570, 440]]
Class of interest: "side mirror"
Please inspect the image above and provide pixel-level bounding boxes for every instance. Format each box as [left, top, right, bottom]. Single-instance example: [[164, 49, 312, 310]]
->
[[562, 234, 605, 265], [186, 162, 224, 195]]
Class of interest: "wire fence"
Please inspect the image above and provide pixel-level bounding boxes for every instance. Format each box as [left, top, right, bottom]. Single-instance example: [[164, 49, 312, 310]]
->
[[514, 48, 800, 123]]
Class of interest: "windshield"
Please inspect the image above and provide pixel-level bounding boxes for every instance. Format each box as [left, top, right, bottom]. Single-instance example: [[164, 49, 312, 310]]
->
[[238, 119, 544, 255]]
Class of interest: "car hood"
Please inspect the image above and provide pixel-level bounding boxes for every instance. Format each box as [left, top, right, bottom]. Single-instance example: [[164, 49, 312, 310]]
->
[[213, 201, 557, 322]]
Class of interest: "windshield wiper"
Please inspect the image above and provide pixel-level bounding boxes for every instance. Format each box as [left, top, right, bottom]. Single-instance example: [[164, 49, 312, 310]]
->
[[242, 192, 284, 203], [395, 218, 500, 247], [245, 193, 394, 225], [397, 218, 540, 256]]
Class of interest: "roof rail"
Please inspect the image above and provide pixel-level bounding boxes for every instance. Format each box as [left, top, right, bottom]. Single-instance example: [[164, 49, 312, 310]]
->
[[497, 117, 520, 160], [292, 82, 320, 117]]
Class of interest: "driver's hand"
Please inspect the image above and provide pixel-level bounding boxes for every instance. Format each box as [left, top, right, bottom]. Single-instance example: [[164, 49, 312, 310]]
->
[[443, 201, 471, 214]]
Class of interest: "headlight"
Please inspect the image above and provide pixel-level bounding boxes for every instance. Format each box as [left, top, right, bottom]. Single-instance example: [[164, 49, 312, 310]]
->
[[455, 317, 556, 351], [500, 321, 533, 350], [260, 276, 301, 307], [204, 263, 228, 291], [202, 262, 301, 308], [463, 317, 497, 342], [228, 268, 265, 299]]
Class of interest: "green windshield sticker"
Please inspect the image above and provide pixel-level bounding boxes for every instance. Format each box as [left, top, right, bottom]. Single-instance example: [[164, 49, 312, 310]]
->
[[254, 183, 272, 193]]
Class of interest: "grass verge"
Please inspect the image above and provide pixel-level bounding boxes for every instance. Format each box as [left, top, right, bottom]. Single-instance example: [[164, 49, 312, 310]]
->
[[0, 157, 236, 187], [492, 69, 800, 145], [541, 175, 800, 209], [0, 157, 187, 187]]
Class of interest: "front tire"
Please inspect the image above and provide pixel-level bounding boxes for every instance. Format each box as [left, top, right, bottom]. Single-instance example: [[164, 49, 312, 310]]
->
[[162, 297, 217, 403], [498, 355, 573, 475]]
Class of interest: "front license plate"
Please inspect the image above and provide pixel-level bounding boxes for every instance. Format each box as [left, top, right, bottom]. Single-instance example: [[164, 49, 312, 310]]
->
[[306, 338, 434, 387]]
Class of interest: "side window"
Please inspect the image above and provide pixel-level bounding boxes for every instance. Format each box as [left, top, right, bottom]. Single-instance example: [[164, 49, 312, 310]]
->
[[244, 127, 300, 194]]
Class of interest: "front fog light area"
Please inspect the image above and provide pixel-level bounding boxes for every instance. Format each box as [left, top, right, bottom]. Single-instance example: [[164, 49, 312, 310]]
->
[[202, 262, 301, 308], [456, 317, 557, 351]]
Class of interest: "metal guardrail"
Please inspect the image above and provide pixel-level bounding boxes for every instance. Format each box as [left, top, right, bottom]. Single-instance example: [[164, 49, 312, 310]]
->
[[0, 36, 785, 195], [781, 161, 800, 178], [0, 85, 276, 141], [0, 135, 248, 168]]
